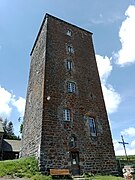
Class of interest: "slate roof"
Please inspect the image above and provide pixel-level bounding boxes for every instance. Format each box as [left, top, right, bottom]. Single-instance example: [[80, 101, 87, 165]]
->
[[0, 121, 4, 133], [3, 139, 21, 152]]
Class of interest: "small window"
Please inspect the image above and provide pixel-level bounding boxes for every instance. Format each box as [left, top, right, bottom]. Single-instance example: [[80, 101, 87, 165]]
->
[[71, 152, 79, 165], [63, 109, 71, 121], [67, 60, 72, 71], [67, 82, 76, 93], [69, 135, 76, 148], [67, 45, 74, 54], [89, 117, 96, 136], [67, 30, 72, 36]]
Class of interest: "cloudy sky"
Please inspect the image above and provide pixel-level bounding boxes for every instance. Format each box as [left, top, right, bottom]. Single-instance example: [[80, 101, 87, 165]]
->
[[0, 0, 135, 156]]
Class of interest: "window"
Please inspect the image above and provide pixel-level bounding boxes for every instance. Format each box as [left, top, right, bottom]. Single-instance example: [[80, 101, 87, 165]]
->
[[67, 45, 74, 54], [67, 30, 72, 36], [67, 60, 72, 71], [89, 117, 96, 136], [67, 82, 76, 93], [71, 152, 79, 166], [69, 135, 76, 148], [63, 109, 71, 121]]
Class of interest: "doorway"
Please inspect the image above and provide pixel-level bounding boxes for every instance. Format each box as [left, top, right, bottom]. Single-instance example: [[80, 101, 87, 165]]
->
[[71, 152, 80, 176]]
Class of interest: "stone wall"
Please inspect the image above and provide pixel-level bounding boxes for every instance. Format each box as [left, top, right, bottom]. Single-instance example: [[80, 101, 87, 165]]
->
[[22, 14, 117, 175], [21, 18, 48, 157], [40, 15, 117, 174]]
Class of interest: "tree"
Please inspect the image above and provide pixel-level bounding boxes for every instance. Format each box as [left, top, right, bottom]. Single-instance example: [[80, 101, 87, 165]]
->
[[20, 123, 23, 134], [6, 121, 14, 137], [1, 118, 20, 140]]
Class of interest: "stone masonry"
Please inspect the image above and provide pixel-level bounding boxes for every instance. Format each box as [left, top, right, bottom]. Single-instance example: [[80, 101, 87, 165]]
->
[[21, 14, 117, 175]]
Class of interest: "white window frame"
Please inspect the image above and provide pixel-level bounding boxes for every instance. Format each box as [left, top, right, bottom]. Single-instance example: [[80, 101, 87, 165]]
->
[[67, 82, 76, 93], [67, 60, 72, 71], [67, 30, 72, 36], [89, 117, 96, 136], [67, 45, 74, 54], [63, 109, 71, 121], [70, 136, 76, 147]]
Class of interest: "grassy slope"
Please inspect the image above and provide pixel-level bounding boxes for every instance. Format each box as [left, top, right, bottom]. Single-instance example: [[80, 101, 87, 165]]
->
[[0, 157, 124, 179], [0, 157, 51, 179]]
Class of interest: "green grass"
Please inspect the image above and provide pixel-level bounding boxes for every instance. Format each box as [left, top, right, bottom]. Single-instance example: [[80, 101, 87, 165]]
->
[[0, 156, 49, 179], [116, 155, 135, 168], [83, 173, 123, 180], [0, 157, 124, 179], [0, 156, 35, 177], [83, 175, 123, 180], [116, 155, 135, 161]]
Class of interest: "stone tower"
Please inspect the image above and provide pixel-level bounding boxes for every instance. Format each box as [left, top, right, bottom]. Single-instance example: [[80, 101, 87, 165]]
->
[[22, 14, 117, 175]]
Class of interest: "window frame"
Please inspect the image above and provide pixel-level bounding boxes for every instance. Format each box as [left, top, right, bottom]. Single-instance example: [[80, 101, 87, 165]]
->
[[67, 81, 76, 93], [69, 135, 76, 148], [66, 60, 73, 71], [67, 45, 74, 54], [63, 109, 71, 121], [66, 30, 72, 37], [89, 117, 96, 136]]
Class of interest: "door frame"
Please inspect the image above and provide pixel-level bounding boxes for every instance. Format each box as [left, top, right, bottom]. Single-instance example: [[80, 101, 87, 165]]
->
[[70, 151, 80, 176]]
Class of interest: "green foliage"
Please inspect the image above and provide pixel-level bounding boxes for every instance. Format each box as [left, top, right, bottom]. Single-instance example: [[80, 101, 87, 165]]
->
[[116, 155, 135, 161], [1, 118, 20, 140], [20, 123, 23, 134], [116, 155, 135, 169], [83, 172, 94, 178]]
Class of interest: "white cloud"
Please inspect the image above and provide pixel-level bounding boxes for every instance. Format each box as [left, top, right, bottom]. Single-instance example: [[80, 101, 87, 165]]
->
[[113, 139, 122, 151], [113, 139, 135, 156], [113, 139, 126, 156], [0, 86, 13, 117], [0, 86, 25, 118], [115, 5, 135, 66], [126, 148, 135, 155], [102, 84, 121, 114], [96, 55, 121, 114], [114, 127, 135, 155], [131, 140, 135, 147], [96, 55, 112, 83], [12, 97, 26, 117], [121, 127, 135, 137], [115, 147, 135, 156], [90, 14, 122, 25]]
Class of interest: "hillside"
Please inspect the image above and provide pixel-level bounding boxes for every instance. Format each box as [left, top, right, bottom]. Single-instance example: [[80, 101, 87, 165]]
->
[[0, 157, 124, 179]]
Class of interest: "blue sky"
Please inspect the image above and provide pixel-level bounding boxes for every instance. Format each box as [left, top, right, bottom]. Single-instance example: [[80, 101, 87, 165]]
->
[[0, 0, 135, 155]]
